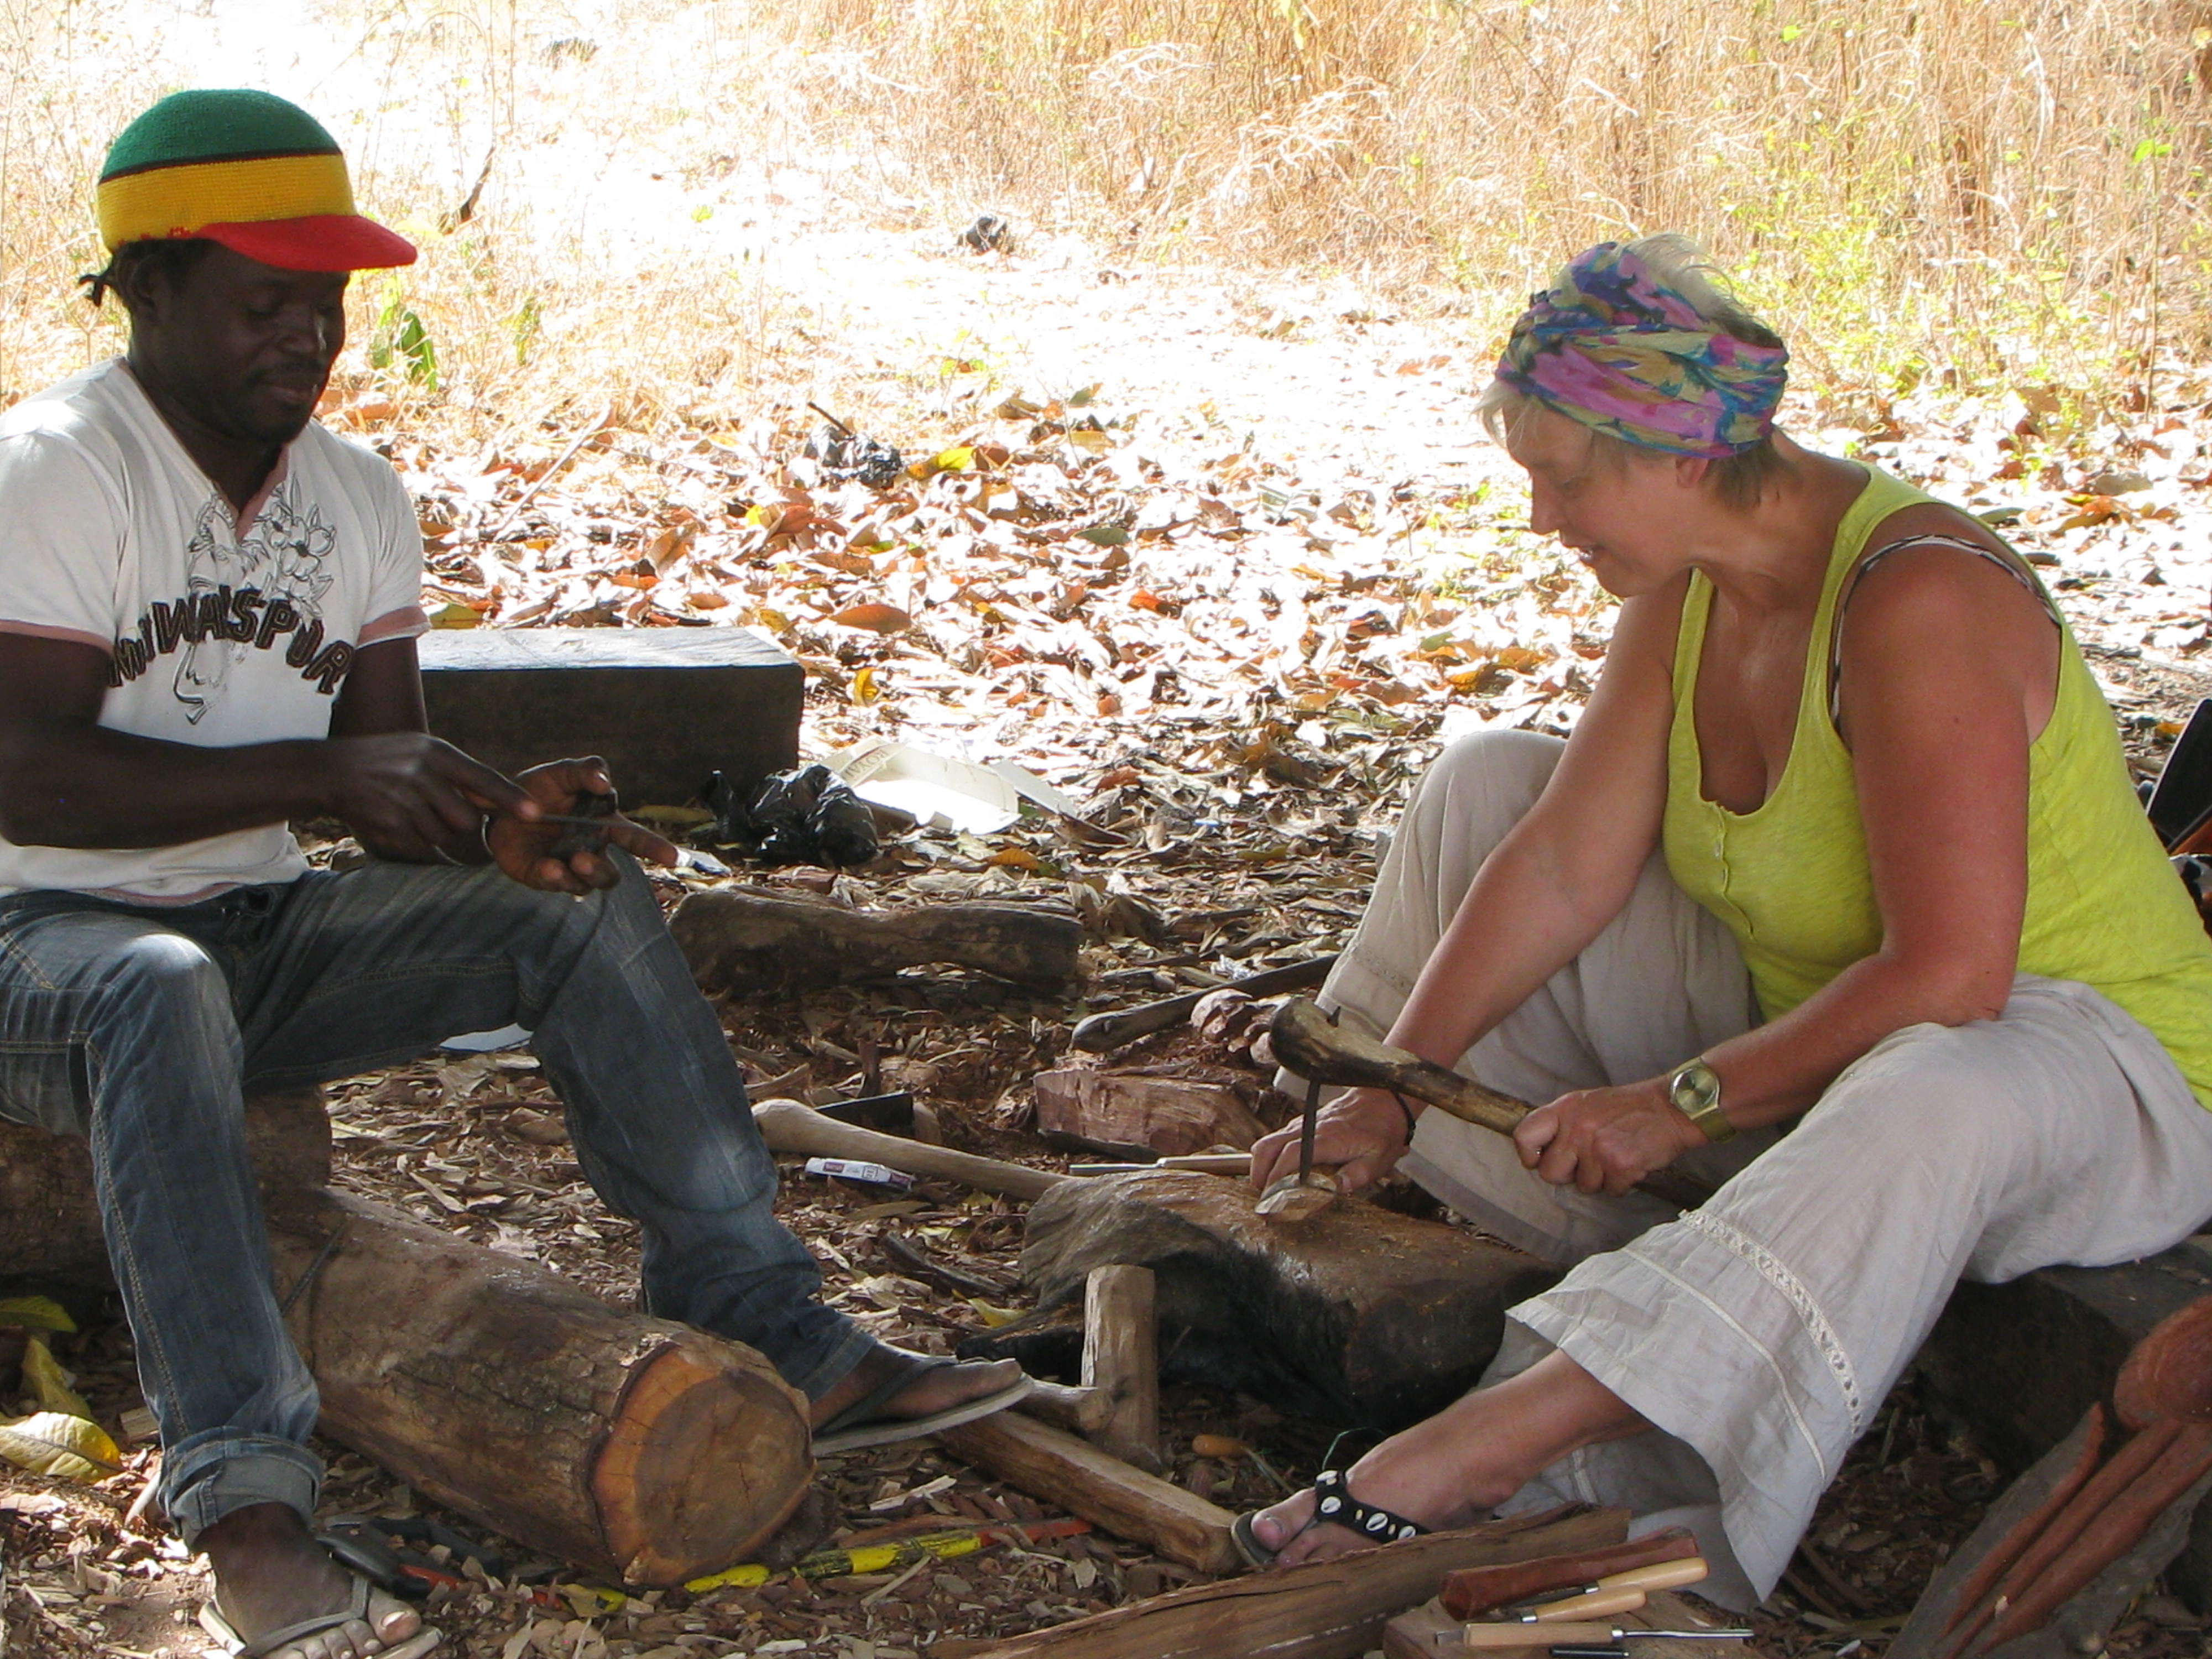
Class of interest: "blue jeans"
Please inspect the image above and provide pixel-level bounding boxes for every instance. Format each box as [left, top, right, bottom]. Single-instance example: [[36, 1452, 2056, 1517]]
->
[[0, 856, 873, 1542]]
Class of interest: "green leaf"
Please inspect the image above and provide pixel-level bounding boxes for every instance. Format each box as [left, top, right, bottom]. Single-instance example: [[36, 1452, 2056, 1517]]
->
[[0, 1296, 75, 1333], [1075, 525, 1129, 546], [933, 446, 976, 473], [0, 1412, 122, 1480]]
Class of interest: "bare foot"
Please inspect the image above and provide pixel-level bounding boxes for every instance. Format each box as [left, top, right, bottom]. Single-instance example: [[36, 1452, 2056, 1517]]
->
[[1247, 1353, 1650, 1568], [808, 1345, 1022, 1431], [199, 1504, 436, 1659]]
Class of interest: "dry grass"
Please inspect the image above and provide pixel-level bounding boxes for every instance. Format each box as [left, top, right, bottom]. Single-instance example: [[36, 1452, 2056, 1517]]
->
[[0, 0, 2207, 440]]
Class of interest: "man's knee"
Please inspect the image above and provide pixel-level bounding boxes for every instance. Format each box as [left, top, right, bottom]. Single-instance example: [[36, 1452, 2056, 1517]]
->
[[98, 932, 229, 1027]]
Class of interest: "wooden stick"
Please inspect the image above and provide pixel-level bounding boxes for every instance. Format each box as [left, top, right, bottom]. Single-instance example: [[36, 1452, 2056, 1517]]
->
[[751, 1097, 1067, 1202], [1939, 1404, 2105, 1634], [1268, 999, 1715, 1211], [1968, 1423, 2212, 1656], [1082, 1266, 1161, 1473], [956, 1505, 1631, 1659], [1071, 956, 1339, 1052], [937, 1411, 1238, 1574]]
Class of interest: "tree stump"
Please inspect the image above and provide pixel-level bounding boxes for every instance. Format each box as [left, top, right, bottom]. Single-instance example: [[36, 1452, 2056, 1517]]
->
[[972, 1170, 1558, 1430]]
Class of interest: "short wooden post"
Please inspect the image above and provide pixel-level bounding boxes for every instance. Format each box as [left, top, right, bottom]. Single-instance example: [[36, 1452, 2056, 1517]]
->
[[1082, 1264, 1160, 1473]]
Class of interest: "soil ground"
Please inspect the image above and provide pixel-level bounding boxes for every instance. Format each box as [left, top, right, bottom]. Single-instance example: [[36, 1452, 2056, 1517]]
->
[[4, 214, 2212, 1659]]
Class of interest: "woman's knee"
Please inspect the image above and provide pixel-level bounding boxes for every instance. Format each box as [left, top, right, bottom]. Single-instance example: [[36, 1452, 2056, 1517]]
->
[[1402, 728, 1564, 855]]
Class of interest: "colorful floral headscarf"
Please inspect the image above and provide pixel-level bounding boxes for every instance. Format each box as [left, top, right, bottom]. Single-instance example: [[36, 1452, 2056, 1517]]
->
[[1493, 242, 1789, 459]]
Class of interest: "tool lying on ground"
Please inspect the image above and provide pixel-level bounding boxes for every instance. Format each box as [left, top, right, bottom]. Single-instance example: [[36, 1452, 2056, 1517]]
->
[[1458, 1625, 1751, 1648], [1441, 1526, 1703, 1618], [1491, 1556, 1711, 1623], [1068, 1151, 1254, 1176], [320, 1514, 525, 1601], [684, 1516, 1092, 1592], [1070, 954, 1338, 1052], [1268, 998, 1717, 1212]]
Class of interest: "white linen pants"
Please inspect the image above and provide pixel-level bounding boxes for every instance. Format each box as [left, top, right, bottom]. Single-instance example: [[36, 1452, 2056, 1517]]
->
[[1296, 729, 2212, 1608]]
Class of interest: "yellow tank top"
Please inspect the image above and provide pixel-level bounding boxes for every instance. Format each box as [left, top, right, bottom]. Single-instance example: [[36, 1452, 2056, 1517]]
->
[[1662, 465, 2212, 1107]]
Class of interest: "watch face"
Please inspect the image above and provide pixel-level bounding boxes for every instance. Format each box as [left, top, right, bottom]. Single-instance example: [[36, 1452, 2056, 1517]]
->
[[1673, 1065, 1717, 1113]]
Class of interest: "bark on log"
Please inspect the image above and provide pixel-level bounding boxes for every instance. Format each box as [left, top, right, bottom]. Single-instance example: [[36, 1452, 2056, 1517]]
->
[[273, 1189, 810, 1586], [0, 1091, 330, 1286], [672, 888, 1083, 997], [1034, 1071, 1266, 1158], [959, 1506, 1629, 1659], [969, 1171, 1558, 1431]]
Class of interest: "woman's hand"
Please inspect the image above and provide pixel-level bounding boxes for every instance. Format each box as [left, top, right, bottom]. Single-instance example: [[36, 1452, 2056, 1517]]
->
[[1249, 1087, 1416, 1196], [486, 758, 680, 894], [1514, 1078, 1702, 1196]]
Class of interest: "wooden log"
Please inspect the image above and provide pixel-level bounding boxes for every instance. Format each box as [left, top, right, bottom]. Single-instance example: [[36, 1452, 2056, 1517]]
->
[[1917, 1236, 2212, 1609], [1268, 999, 1713, 1212], [1035, 1071, 1266, 1159], [938, 1411, 1237, 1574], [273, 1188, 810, 1587], [1081, 1266, 1160, 1473], [418, 626, 802, 808], [673, 888, 1084, 997], [954, 1505, 1630, 1659], [752, 1097, 1067, 1202], [0, 1091, 331, 1286], [983, 1171, 1557, 1431]]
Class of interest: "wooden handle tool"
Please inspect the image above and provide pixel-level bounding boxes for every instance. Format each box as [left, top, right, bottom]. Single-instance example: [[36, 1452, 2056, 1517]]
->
[[1459, 1626, 1751, 1648], [1268, 998, 1715, 1211]]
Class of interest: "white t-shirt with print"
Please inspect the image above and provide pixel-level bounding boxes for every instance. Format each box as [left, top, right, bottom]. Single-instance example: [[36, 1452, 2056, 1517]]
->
[[0, 359, 427, 900]]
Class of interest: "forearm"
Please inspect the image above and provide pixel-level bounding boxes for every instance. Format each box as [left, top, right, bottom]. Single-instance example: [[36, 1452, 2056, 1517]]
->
[[0, 722, 336, 848], [1386, 824, 1640, 1069], [1699, 950, 2011, 1131]]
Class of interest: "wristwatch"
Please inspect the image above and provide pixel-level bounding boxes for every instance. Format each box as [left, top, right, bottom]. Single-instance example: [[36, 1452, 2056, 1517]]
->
[[1668, 1057, 1735, 1143]]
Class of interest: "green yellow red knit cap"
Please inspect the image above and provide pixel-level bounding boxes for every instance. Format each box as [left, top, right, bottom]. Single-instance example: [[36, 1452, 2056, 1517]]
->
[[98, 89, 415, 272]]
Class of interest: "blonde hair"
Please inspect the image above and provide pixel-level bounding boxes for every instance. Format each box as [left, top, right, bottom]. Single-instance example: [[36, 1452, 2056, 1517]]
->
[[1478, 233, 1791, 510]]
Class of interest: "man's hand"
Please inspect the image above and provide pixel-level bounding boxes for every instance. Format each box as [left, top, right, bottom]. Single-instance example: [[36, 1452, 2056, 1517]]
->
[[486, 757, 680, 894], [1513, 1078, 1702, 1196], [1248, 1086, 1414, 1197], [324, 732, 539, 864]]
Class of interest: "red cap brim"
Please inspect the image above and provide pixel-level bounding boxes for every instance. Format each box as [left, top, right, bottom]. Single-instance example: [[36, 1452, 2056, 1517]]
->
[[197, 214, 418, 273]]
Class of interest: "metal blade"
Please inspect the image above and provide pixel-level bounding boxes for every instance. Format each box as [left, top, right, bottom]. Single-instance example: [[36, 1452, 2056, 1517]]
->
[[1297, 1071, 1321, 1187]]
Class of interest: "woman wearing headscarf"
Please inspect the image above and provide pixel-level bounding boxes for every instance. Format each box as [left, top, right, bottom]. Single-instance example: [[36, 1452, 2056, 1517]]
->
[[1235, 235, 2212, 1606]]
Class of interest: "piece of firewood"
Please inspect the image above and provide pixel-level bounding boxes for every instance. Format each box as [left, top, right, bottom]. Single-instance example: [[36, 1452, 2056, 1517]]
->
[[955, 1505, 1630, 1659], [1268, 999, 1715, 1211], [1082, 1265, 1160, 1472], [0, 1091, 330, 1285], [986, 1171, 1556, 1430], [672, 888, 1083, 997], [272, 1188, 810, 1586], [1034, 1070, 1266, 1158], [938, 1411, 1238, 1573], [751, 1097, 1067, 1202]]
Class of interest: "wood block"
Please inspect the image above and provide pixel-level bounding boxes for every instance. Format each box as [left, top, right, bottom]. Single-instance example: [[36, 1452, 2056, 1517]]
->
[[1081, 1265, 1160, 1472], [1034, 1070, 1267, 1157], [1917, 1236, 2212, 1608], [952, 1506, 1630, 1659], [1006, 1170, 1558, 1430], [418, 627, 801, 807], [937, 1411, 1237, 1573]]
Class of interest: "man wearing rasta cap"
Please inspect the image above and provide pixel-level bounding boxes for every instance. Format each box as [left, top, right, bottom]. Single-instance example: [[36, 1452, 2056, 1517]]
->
[[0, 90, 1028, 1659]]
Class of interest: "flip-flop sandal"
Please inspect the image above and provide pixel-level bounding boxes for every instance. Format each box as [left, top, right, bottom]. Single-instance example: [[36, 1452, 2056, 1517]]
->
[[1232, 1465, 1431, 1568], [812, 1354, 1035, 1455], [200, 1567, 443, 1659]]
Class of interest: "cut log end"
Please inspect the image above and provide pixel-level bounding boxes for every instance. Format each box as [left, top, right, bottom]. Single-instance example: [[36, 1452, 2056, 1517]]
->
[[593, 1335, 812, 1585]]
